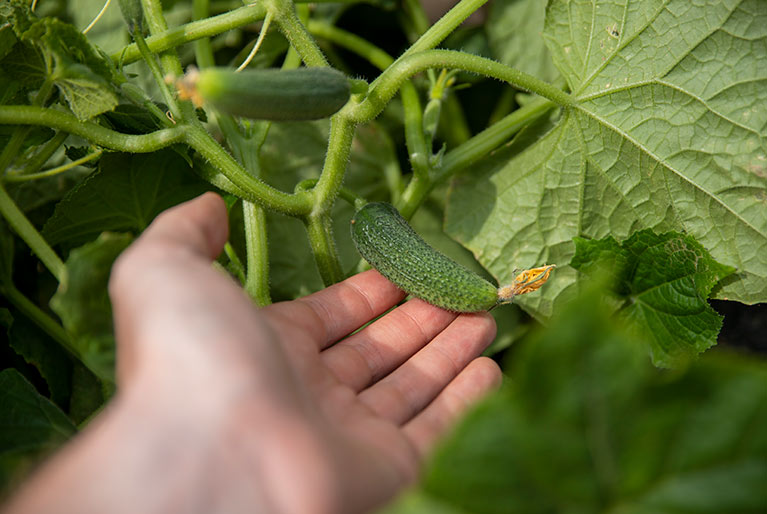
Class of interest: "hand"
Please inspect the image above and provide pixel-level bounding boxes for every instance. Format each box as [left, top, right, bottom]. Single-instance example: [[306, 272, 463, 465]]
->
[[5, 193, 501, 514]]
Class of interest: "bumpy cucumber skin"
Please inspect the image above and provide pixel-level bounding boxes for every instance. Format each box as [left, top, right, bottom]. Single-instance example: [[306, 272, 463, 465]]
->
[[351, 202, 498, 312], [196, 67, 350, 121]]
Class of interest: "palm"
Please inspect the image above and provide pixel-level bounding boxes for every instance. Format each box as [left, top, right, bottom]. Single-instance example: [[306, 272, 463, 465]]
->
[[260, 271, 499, 501]]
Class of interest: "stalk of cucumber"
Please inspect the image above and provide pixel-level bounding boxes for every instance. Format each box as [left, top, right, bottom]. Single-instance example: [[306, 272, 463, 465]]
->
[[351, 202, 554, 312]]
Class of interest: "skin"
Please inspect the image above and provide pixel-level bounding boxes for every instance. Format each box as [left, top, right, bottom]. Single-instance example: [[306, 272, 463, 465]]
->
[[3, 193, 502, 514]]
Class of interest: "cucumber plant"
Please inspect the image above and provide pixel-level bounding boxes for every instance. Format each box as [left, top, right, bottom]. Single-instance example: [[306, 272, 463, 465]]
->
[[0, 0, 765, 508]]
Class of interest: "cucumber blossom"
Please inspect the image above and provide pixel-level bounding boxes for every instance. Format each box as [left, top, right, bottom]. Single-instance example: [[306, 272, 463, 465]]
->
[[190, 67, 351, 121], [351, 202, 500, 312]]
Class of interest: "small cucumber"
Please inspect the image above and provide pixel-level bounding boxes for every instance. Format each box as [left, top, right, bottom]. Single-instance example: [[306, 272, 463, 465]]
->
[[351, 202, 500, 312], [193, 67, 350, 121]]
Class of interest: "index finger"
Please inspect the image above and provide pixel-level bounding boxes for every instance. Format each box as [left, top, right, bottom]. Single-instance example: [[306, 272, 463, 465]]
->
[[263, 270, 405, 349]]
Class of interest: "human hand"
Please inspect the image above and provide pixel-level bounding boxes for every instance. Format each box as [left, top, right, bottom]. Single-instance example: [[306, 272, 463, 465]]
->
[[5, 193, 501, 514]]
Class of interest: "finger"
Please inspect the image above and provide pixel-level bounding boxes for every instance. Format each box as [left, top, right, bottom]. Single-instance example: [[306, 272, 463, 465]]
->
[[358, 312, 496, 425], [135, 191, 229, 261], [262, 270, 405, 350], [320, 299, 458, 391], [403, 357, 502, 458]]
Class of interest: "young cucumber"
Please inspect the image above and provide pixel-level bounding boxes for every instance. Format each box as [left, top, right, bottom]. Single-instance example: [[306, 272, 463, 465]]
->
[[351, 202, 500, 312], [193, 67, 350, 121]]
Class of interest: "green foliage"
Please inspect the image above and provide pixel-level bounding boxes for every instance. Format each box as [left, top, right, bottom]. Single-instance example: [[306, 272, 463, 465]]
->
[[0, 0, 765, 507], [0, 368, 76, 488], [383, 291, 767, 514], [43, 150, 210, 247], [571, 230, 735, 367], [446, 0, 767, 319], [50, 233, 133, 382]]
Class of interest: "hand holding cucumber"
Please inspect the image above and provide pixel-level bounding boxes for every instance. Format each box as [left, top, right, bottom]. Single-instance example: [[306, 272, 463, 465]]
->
[[5, 194, 501, 514]]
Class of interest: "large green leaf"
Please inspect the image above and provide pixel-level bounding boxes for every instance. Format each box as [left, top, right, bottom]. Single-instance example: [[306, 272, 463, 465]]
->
[[0, 368, 76, 490], [404, 291, 767, 514], [571, 230, 734, 367], [42, 150, 210, 247], [50, 232, 133, 383], [486, 0, 559, 83], [446, 0, 767, 318]]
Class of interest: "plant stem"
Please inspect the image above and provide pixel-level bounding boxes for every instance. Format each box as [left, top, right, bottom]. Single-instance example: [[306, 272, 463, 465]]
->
[[312, 116, 355, 213], [0, 183, 65, 281], [295, 178, 367, 210], [242, 201, 271, 305], [351, 49, 572, 122], [397, 96, 555, 216], [16, 131, 68, 176], [141, 0, 184, 77], [436, 96, 554, 182], [304, 214, 343, 285], [1, 285, 100, 375], [307, 21, 393, 69], [267, 0, 328, 67], [5, 150, 103, 182], [0, 106, 185, 152], [184, 124, 312, 215], [0, 80, 55, 174], [114, 4, 268, 65], [378, 0, 489, 80], [134, 32, 182, 121]]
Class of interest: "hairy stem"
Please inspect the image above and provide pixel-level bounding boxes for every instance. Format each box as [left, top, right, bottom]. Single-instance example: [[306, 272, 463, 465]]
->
[[304, 214, 344, 285], [0, 106, 185, 152], [0, 183, 65, 281], [141, 0, 184, 77], [312, 116, 355, 214], [16, 131, 68, 176], [184, 124, 312, 215], [1, 285, 102, 377], [436, 96, 554, 182], [243, 201, 271, 305], [351, 49, 571, 122], [114, 4, 268, 64], [5, 150, 103, 183], [267, 0, 328, 67]]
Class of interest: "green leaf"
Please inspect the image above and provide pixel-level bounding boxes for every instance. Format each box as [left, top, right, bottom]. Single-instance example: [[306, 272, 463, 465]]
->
[[0, 368, 76, 490], [50, 232, 134, 382], [0, 219, 13, 287], [446, 0, 767, 318], [411, 290, 767, 514], [6, 13, 120, 119], [571, 230, 735, 367], [486, 0, 559, 84], [42, 149, 211, 247], [8, 314, 73, 409]]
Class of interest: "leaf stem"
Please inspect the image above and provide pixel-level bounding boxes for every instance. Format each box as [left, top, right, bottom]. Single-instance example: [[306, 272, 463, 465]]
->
[[1, 285, 99, 375], [140, 0, 184, 77], [5, 150, 103, 183], [0, 183, 65, 281], [15, 131, 69, 176], [183, 124, 312, 215], [114, 4, 268, 65], [312, 116, 356, 214], [304, 214, 344, 285], [306, 21, 393, 69], [350, 50, 571, 122], [242, 201, 271, 306], [0, 106, 185, 152], [134, 32, 182, 121], [436, 96, 554, 182], [266, 0, 328, 67]]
